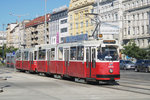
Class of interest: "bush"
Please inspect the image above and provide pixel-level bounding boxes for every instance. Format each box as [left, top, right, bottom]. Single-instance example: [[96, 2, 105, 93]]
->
[[122, 41, 148, 60]]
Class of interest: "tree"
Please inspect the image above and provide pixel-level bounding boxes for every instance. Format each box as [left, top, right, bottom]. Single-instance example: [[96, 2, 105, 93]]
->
[[0, 44, 18, 59], [122, 41, 147, 60], [146, 45, 150, 60]]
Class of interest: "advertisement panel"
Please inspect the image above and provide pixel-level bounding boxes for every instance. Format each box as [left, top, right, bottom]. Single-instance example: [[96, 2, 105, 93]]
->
[[62, 34, 88, 43]]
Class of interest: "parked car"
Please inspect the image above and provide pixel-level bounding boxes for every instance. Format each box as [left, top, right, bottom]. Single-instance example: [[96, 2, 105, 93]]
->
[[135, 60, 150, 73], [120, 60, 135, 70]]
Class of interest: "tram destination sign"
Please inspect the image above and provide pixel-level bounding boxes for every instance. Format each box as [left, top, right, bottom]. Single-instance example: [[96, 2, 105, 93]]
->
[[103, 40, 116, 44], [62, 34, 88, 43]]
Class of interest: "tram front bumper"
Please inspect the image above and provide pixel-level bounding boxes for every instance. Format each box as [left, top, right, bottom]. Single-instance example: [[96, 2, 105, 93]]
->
[[96, 74, 120, 80]]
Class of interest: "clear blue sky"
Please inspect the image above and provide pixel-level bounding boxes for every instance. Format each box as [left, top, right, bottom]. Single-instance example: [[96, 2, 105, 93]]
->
[[0, 0, 70, 31]]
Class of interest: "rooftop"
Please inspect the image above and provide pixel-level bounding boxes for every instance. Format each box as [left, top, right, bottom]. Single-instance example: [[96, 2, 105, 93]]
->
[[25, 14, 51, 28]]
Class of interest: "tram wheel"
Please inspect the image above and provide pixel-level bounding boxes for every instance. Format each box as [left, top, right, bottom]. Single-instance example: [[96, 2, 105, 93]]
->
[[106, 80, 119, 85], [44, 73, 51, 77]]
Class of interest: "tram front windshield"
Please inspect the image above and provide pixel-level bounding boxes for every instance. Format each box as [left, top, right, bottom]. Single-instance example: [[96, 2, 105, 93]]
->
[[97, 46, 118, 61]]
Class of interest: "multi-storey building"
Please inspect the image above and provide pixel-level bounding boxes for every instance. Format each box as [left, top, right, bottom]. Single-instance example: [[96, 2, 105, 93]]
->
[[122, 0, 150, 49], [94, 0, 123, 40], [0, 31, 7, 47], [49, 6, 68, 44], [6, 21, 29, 48], [20, 20, 30, 48], [6, 23, 17, 47], [9, 24, 21, 48], [59, 9, 69, 43], [25, 14, 50, 48], [68, 0, 95, 37], [94, 0, 123, 48]]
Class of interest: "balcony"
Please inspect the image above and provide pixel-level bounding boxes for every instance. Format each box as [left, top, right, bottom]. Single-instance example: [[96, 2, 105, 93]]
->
[[123, 33, 150, 40], [124, 1, 150, 12]]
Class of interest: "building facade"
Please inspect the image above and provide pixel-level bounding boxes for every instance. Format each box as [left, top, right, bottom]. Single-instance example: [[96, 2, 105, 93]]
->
[[59, 10, 69, 43], [0, 31, 7, 47], [25, 14, 50, 48], [6, 23, 17, 47], [6, 21, 29, 48], [68, 0, 95, 37], [93, 0, 123, 48], [122, 0, 150, 49], [20, 20, 30, 48], [49, 6, 68, 44], [10, 24, 20, 48]]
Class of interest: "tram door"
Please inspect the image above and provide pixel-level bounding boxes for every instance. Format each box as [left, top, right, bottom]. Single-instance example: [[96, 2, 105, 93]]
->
[[29, 52, 33, 70], [64, 48, 69, 75], [21, 52, 24, 69], [86, 47, 96, 78], [47, 50, 51, 72]]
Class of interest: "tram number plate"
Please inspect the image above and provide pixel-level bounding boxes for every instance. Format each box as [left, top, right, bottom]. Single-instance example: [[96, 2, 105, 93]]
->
[[108, 66, 114, 68]]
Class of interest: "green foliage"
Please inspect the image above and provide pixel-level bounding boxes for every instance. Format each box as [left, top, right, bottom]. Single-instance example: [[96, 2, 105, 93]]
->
[[122, 41, 148, 60], [146, 45, 150, 59], [0, 44, 18, 58]]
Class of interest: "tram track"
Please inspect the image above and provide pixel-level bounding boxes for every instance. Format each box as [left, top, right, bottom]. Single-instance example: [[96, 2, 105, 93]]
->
[[99, 80, 150, 96], [119, 84, 150, 91], [119, 80, 150, 87], [121, 77, 150, 83], [120, 77, 150, 87], [102, 85, 150, 96]]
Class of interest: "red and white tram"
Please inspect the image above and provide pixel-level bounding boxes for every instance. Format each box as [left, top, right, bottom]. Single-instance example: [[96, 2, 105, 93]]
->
[[15, 39, 120, 82]]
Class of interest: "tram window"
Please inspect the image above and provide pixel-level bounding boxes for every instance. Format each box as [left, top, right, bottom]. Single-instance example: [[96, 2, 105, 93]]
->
[[7, 56, 10, 63], [70, 47, 77, 60], [58, 47, 63, 60], [38, 49, 46, 60], [51, 48, 55, 60], [34, 51, 37, 60], [16, 52, 21, 60], [77, 46, 84, 60], [24, 51, 29, 60], [97, 47, 118, 61], [11, 56, 14, 61]]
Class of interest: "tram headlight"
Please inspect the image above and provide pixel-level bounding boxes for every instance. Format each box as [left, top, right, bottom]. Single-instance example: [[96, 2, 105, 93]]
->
[[109, 69, 113, 73]]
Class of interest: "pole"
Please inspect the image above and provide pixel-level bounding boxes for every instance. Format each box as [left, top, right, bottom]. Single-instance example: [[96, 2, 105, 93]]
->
[[96, 0, 101, 39], [2, 24, 5, 63], [45, 0, 47, 44], [97, 0, 99, 39], [18, 16, 21, 49]]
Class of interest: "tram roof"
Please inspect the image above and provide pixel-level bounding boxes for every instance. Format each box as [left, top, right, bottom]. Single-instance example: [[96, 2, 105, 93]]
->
[[24, 39, 118, 50], [58, 39, 118, 47]]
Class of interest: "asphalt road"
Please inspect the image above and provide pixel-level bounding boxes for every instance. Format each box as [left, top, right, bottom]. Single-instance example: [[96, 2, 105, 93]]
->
[[0, 67, 150, 100]]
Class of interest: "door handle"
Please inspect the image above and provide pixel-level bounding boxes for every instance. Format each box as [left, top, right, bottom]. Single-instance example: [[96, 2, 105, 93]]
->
[[68, 62, 69, 66]]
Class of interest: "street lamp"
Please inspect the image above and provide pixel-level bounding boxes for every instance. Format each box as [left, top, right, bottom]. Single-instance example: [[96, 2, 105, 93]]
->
[[2, 24, 5, 63]]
